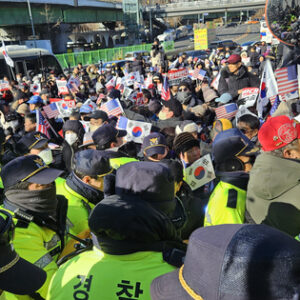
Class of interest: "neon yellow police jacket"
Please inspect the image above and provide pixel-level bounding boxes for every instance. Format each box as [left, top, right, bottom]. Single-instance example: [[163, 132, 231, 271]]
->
[[204, 180, 246, 227], [47, 247, 176, 300], [3, 211, 62, 300], [55, 177, 93, 237]]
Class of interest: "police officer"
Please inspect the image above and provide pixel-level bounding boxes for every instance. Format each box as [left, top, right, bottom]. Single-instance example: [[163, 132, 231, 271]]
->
[[56, 149, 112, 237], [16, 131, 65, 170], [47, 162, 186, 300], [204, 128, 258, 227], [92, 124, 137, 170], [0, 209, 47, 298], [1, 155, 67, 299]]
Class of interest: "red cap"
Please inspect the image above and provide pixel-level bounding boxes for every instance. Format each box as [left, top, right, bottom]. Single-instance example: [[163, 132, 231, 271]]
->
[[226, 54, 241, 64], [258, 115, 300, 151]]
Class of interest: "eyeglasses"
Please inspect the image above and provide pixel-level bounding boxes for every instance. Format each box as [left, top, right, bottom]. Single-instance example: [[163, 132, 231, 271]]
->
[[0, 210, 15, 246], [179, 88, 188, 92]]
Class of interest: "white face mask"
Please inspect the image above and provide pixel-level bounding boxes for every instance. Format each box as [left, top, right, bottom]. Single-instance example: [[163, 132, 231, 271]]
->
[[65, 132, 78, 146], [38, 148, 53, 165], [213, 71, 219, 76]]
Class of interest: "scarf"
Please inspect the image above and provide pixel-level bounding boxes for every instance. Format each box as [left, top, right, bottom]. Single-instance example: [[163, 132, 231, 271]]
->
[[5, 184, 57, 215]]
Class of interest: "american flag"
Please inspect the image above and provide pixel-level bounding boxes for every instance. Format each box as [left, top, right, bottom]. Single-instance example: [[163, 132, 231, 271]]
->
[[43, 103, 59, 119], [100, 98, 123, 118], [269, 96, 281, 116], [161, 75, 171, 101], [36, 110, 50, 138], [215, 103, 238, 120], [275, 65, 298, 96], [116, 116, 128, 130], [191, 69, 206, 81]]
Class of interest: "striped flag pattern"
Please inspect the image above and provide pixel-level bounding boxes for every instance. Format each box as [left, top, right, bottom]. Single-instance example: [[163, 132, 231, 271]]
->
[[161, 75, 171, 101], [36, 110, 50, 138], [100, 99, 123, 118], [275, 65, 298, 96], [215, 103, 238, 120], [43, 103, 59, 119]]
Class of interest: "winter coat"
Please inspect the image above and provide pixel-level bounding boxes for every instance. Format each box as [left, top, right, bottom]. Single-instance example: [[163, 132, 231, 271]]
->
[[218, 65, 260, 100], [246, 152, 300, 237]]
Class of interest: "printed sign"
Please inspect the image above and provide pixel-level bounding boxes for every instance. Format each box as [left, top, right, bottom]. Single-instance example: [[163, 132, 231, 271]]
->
[[56, 80, 69, 95], [167, 68, 189, 86], [194, 28, 208, 50], [0, 80, 9, 91]]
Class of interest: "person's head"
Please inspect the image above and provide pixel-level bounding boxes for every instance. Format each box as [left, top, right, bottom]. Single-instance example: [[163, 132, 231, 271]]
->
[[226, 54, 242, 75], [152, 73, 162, 84], [142, 89, 152, 104], [151, 224, 300, 300], [0, 209, 47, 295], [89, 110, 108, 132], [73, 149, 112, 192], [114, 161, 185, 229], [160, 159, 184, 194], [16, 132, 53, 165], [259, 55, 265, 62], [173, 132, 201, 165], [27, 95, 43, 112], [69, 111, 81, 121], [1, 155, 62, 192], [63, 120, 85, 148], [158, 99, 183, 120], [16, 103, 29, 118], [213, 128, 259, 173], [24, 113, 37, 133], [177, 82, 192, 105], [40, 90, 50, 102], [250, 46, 256, 52], [79, 105, 93, 120], [258, 115, 300, 159], [175, 121, 198, 139], [237, 114, 260, 141], [211, 118, 233, 141], [92, 124, 127, 150], [142, 132, 169, 161]]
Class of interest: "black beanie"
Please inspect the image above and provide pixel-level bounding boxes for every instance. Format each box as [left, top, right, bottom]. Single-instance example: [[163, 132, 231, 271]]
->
[[173, 132, 199, 155]]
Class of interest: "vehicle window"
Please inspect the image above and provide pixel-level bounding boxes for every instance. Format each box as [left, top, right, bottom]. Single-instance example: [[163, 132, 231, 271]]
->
[[26, 57, 40, 76], [0, 59, 12, 79], [41, 55, 63, 75]]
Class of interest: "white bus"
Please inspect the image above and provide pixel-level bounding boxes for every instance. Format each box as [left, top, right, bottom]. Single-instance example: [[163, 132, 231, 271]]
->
[[0, 45, 64, 80], [260, 21, 279, 45]]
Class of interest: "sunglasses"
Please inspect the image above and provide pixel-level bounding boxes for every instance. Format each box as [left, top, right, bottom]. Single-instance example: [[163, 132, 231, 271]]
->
[[179, 88, 188, 92], [0, 210, 15, 245]]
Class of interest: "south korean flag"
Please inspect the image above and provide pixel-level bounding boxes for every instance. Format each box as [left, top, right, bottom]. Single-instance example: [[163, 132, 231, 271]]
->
[[117, 117, 151, 144], [184, 154, 216, 191]]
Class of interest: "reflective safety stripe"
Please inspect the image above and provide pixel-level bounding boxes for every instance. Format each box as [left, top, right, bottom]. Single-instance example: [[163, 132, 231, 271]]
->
[[44, 234, 60, 250], [34, 253, 53, 269]]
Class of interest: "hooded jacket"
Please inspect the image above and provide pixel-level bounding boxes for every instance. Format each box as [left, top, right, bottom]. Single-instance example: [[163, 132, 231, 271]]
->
[[218, 65, 260, 100], [246, 153, 300, 237]]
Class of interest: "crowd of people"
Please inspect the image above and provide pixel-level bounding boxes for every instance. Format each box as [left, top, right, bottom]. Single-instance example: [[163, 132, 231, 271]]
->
[[0, 37, 300, 300]]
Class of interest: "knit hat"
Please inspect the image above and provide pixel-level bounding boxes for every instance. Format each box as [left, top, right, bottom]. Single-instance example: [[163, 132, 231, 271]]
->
[[202, 86, 218, 103], [190, 104, 207, 117], [16, 103, 29, 115], [173, 132, 199, 155], [175, 121, 198, 135]]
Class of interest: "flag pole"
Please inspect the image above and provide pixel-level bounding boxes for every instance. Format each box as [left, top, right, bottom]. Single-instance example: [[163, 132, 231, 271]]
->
[[9, 66, 16, 81]]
